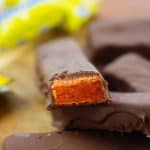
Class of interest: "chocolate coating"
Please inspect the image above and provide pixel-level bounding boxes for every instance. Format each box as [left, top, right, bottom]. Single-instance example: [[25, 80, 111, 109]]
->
[[50, 92, 150, 135], [101, 0, 150, 21], [88, 19, 150, 65], [3, 131, 150, 150], [87, 0, 150, 66], [103, 53, 150, 92]]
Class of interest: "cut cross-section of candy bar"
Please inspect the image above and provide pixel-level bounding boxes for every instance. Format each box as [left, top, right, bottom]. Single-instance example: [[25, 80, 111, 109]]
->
[[37, 37, 110, 106], [103, 53, 150, 92]]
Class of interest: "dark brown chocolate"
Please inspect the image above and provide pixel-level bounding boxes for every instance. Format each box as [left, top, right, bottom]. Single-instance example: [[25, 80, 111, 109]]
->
[[50, 92, 150, 135], [3, 131, 150, 150], [38, 37, 110, 106], [103, 53, 150, 92], [88, 19, 150, 65]]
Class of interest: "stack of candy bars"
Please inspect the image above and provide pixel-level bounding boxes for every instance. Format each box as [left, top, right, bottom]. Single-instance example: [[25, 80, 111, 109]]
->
[[3, 0, 150, 149]]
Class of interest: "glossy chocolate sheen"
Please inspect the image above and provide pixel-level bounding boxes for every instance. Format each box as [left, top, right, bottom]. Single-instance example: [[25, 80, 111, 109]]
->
[[3, 131, 150, 150], [38, 37, 109, 106], [50, 92, 150, 135], [103, 53, 150, 92], [88, 18, 150, 65]]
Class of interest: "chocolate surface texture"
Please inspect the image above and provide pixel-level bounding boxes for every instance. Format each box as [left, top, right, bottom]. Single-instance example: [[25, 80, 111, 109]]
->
[[38, 37, 109, 106], [103, 53, 150, 92], [101, 0, 150, 21], [3, 131, 150, 150], [87, 0, 150, 66], [50, 92, 150, 135], [88, 19, 150, 65]]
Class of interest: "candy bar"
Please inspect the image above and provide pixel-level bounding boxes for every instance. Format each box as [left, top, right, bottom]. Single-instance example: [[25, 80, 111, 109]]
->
[[88, 0, 150, 65], [37, 37, 110, 106], [3, 131, 150, 150], [103, 53, 150, 92], [101, 0, 150, 21], [50, 92, 150, 135], [88, 19, 150, 65]]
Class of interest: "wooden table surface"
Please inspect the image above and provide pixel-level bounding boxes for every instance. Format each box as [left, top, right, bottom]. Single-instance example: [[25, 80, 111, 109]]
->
[[0, 39, 57, 149]]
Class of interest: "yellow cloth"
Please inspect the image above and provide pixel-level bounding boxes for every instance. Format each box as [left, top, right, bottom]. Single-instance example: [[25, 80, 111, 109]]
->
[[0, 0, 100, 48], [0, 75, 11, 87]]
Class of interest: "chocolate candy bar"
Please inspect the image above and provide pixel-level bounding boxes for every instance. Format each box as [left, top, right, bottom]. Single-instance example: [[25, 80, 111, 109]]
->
[[37, 37, 110, 106], [88, 19, 150, 65], [89, 0, 150, 64], [101, 0, 150, 21], [103, 53, 150, 92], [50, 92, 150, 135], [3, 131, 150, 150]]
